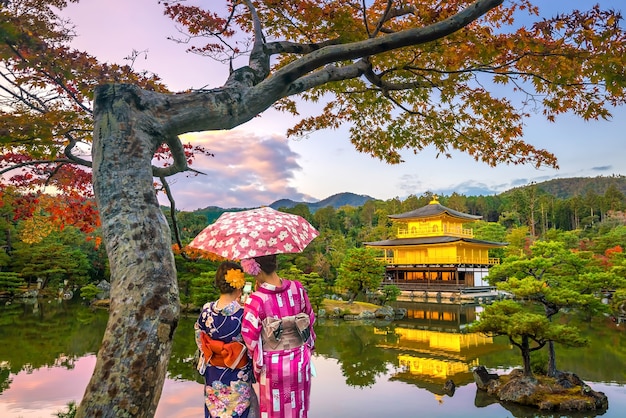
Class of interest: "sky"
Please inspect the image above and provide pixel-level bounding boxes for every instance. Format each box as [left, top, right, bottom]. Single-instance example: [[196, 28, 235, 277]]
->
[[60, 0, 626, 211]]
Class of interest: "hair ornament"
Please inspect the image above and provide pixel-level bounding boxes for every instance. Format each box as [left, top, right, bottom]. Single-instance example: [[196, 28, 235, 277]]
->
[[241, 258, 262, 276], [224, 268, 246, 289]]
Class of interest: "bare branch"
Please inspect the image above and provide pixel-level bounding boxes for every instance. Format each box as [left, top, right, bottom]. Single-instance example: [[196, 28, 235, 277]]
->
[[0, 158, 76, 176], [286, 60, 371, 96], [372, 5, 418, 36], [63, 133, 93, 167], [44, 162, 66, 187], [242, 0, 270, 81], [405, 50, 594, 88], [0, 69, 51, 113], [151, 134, 206, 177], [264, 38, 344, 56], [159, 175, 189, 258], [148, 0, 504, 138], [242, 0, 265, 49], [362, 0, 373, 38], [362, 59, 429, 92]]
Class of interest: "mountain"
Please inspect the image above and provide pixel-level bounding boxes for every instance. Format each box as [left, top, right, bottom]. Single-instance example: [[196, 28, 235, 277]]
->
[[190, 175, 626, 220], [270, 192, 376, 213], [189, 192, 375, 221], [506, 175, 626, 199]]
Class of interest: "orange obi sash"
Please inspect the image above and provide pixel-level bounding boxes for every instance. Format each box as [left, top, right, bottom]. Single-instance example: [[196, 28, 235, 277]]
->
[[200, 332, 248, 369]]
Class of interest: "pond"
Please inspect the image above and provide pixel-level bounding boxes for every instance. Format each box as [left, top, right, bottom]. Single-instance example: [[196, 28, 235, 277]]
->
[[0, 299, 625, 418]]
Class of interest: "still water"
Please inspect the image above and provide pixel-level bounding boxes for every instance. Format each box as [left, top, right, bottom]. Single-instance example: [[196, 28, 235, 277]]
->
[[0, 299, 625, 418]]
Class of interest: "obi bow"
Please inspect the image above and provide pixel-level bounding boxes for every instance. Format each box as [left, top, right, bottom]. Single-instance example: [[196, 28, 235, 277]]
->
[[294, 312, 312, 342], [199, 332, 248, 369], [262, 313, 311, 349]]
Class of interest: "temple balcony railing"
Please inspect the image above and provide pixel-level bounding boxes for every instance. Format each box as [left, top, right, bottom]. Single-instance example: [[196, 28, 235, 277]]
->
[[375, 256, 500, 265], [396, 226, 474, 239]]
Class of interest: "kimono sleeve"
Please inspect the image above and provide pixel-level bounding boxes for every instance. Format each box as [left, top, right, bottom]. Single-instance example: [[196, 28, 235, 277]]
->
[[194, 305, 210, 350], [241, 294, 264, 373], [194, 308, 208, 374], [296, 281, 317, 349]]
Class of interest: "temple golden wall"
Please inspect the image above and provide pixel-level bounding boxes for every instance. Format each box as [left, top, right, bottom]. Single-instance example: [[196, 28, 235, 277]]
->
[[398, 354, 480, 379], [395, 328, 494, 353], [392, 245, 491, 265], [396, 217, 474, 239]]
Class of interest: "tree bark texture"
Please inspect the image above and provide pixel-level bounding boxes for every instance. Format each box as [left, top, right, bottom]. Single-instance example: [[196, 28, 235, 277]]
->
[[77, 84, 180, 418]]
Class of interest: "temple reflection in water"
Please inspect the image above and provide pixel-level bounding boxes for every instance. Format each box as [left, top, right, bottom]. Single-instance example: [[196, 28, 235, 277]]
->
[[383, 302, 510, 394]]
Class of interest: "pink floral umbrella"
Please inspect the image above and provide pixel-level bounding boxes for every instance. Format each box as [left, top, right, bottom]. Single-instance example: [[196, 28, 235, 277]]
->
[[188, 207, 319, 260]]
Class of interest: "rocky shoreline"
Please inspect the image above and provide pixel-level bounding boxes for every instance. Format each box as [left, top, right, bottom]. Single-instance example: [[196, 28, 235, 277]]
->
[[473, 365, 608, 413], [317, 304, 407, 321]]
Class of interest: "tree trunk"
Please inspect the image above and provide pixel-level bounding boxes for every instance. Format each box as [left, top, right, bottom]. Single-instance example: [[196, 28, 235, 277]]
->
[[521, 336, 533, 377], [545, 304, 559, 377], [77, 84, 180, 417], [546, 340, 557, 377]]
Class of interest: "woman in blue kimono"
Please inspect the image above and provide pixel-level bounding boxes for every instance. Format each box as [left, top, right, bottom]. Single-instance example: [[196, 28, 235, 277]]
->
[[195, 261, 258, 418]]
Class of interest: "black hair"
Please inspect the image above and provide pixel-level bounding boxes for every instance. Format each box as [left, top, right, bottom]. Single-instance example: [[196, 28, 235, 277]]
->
[[254, 254, 277, 274]]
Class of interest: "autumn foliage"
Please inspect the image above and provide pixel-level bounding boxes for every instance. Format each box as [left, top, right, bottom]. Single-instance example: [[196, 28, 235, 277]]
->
[[163, 0, 626, 168], [2, 0, 625, 199], [1, 186, 101, 245], [172, 243, 226, 262], [0, 0, 214, 199], [2, 1, 626, 417]]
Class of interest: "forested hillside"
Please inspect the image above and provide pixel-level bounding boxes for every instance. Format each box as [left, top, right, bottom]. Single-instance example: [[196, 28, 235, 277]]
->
[[3, 175, 626, 347], [3, 175, 626, 297], [507, 175, 626, 199], [186, 176, 626, 229], [192, 176, 626, 218], [172, 175, 626, 255]]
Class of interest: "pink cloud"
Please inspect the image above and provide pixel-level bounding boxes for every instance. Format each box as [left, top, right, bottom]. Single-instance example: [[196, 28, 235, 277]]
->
[[161, 130, 317, 210]]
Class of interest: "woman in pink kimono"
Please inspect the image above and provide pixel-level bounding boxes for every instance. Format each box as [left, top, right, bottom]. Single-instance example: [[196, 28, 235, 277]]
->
[[240, 254, 316, 418]]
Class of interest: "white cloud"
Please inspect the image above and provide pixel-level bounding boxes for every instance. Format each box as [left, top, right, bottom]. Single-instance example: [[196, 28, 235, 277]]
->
[[160, 130, 316, 210]]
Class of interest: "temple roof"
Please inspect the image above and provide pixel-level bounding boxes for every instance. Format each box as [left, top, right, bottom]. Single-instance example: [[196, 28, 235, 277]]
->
[[364, 236, 507, 247], [389, 198, 481, 221]]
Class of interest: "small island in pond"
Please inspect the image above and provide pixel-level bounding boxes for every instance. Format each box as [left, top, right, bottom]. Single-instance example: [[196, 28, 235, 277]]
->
[[474, 366, 608, 413]]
